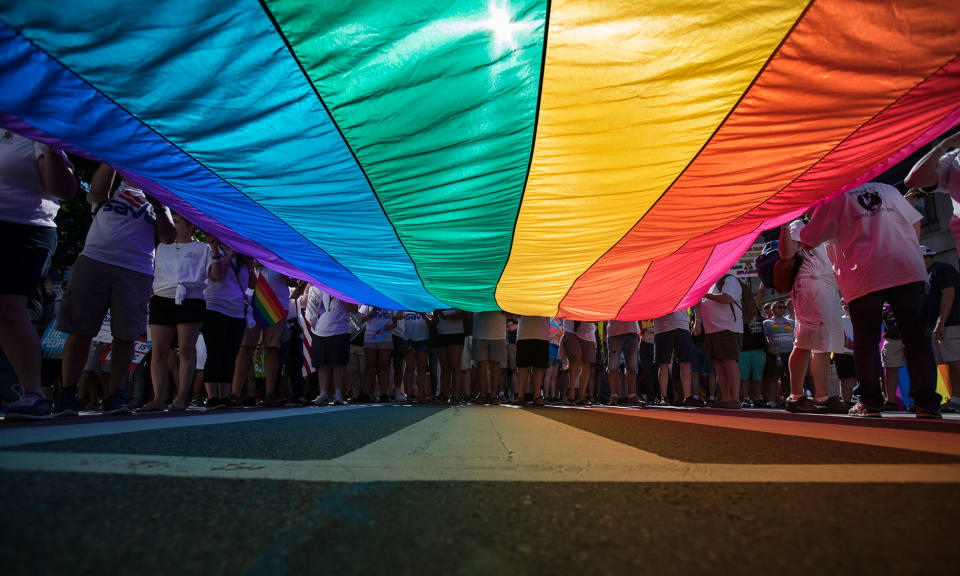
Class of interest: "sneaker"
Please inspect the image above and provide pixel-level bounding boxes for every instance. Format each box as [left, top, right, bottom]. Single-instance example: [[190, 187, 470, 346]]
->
[[241, 396, 257, 408], [817, 396, 849, 414], [654, 397, 669, 407], [313, 391, 330, 406], [916, 406, 943, 419], [5, 392, 53, 421], [740, 398, 753, 409], [333, 391, 345, 405], [785, 396, 823, 414], [188, 398, 205, 409], [751, 398, 766, 409], [848, 402, 881, 418], [102, 388, 134, 415], [261, 396, 285, 408], [939, 399, 960, 413], [880, 401, 899, 412], [708, 400, 741, 409], [683, 396, 703, 408], [394, 390, 408, 403], [53, 385, 81, 417]]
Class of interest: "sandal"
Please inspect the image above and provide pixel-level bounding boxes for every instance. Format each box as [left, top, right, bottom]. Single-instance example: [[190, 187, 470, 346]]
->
[[135, 402, 164, 413]]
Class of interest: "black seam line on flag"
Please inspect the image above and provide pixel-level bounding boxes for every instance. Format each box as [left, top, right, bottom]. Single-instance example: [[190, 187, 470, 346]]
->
[[654, 54, 960, 255], [1, 22, 401, 309], [554, 0, 818, 314], [611, 239, 703, 321], [493, 0, 552, 314], [607, 51, 958, 321], [256, 0, 440, 309]]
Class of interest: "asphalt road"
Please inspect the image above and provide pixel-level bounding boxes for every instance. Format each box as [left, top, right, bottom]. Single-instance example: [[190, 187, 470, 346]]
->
[[1, 404, 958, 575]]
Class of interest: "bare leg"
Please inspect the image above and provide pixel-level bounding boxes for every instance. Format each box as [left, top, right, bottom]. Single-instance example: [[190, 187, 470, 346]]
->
[[173, 322, 202, 404], [108, 338, 135, 395], [679, 362, 692, 398], [233, 345, 253, 397], [149, 325, 176, 406], [0, 294, 43, 394], [61, 333, 95, 390]]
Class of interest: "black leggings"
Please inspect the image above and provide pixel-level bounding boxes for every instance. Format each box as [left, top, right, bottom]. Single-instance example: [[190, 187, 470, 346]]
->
[[202, 310, 245, 384]]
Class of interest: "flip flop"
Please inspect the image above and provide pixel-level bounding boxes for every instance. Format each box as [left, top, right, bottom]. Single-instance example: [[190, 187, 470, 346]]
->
[[134, 402, 164, 413]]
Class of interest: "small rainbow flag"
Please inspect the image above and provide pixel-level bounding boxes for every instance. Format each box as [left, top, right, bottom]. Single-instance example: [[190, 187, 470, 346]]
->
[[252, 273, 285, 328]]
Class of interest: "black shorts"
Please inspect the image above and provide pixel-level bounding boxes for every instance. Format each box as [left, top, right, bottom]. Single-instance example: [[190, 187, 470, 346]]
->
[[392, 334, 410, 358], [834, 353, 855, 380], [436, 332, 464, 348], [310, 332, 350, 367], [0, 222, 56, 296], [149, 296, 206, 326], [516, 339, 549, 369]]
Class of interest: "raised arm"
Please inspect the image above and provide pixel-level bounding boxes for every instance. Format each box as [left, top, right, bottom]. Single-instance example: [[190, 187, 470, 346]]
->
[[88, 162, 115, 204], [36, 146, 76, 201], [905, 132, 960, 189]]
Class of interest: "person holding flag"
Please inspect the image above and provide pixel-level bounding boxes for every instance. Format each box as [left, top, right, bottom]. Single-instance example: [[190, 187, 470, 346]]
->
[[231, 261, 290, 407]]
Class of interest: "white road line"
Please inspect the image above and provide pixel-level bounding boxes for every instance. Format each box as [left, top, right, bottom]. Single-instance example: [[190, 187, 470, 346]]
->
[[0, 404, 377, 448], [2, 408, 958, 483]]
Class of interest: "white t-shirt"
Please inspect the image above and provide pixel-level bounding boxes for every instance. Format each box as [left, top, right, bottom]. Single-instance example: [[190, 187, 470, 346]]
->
[[361, 306, 395, 345], [0, 132, 66, 227], [152, 241, 211, 300], [402, 311, 430, 341], [82, 183, 163, 275], [204, 258, 248, 318], [517, 315, 551, 341], [654, 310, 689, 334], [576, 321, 597, 342], [436, 309, 463, 334], [937, 148, 960, 216], [788, 219, 835, 281], [799, 182, 926, 303], [701, 275, 743, 334], [310, 288, 351, 337], [606, 320, 639, 338], [474, 311, 506, 340]]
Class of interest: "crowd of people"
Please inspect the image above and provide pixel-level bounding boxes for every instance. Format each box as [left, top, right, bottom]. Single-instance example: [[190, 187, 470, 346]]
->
[[2, 130, 960, 421]]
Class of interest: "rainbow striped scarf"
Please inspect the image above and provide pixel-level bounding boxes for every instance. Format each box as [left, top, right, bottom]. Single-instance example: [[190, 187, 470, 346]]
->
[[252, 273, 285, 328]]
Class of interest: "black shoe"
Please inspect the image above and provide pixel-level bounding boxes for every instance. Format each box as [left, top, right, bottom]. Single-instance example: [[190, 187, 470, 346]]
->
[[915, 406, 943, 419], [241, 396, 257, 408], [817, 396, 849, 414], [53, 385, 81, 417], [785, 396, 823, 414], [682, 396, 703, 408], [102, 388, 133, 415], [206, 397, 226, 410]]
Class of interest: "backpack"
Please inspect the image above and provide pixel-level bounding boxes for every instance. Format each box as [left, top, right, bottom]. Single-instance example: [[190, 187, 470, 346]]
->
[[716, 274, 746, 322], [754, 239, 803, 294], [754, 241, 780, 290]]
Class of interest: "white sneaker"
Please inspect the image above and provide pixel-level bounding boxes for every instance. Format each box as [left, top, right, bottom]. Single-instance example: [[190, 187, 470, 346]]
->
[[333, 391, 344, 405], [312, 391, 329, 406], [394, 390, 407, 403]]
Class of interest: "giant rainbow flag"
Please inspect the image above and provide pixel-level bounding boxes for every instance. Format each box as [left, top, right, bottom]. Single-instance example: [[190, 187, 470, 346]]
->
[[2, 1, 958, 318]]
